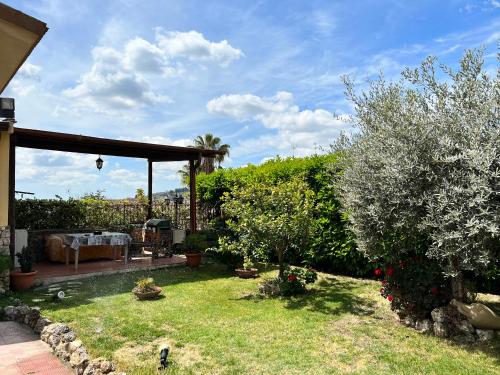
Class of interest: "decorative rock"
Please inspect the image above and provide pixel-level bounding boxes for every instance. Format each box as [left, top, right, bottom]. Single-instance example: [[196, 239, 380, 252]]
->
[[16, 305, 30, 322], [101, 360, 115, 373], [63, 330, 76, 343], [48, 333, 61, 347], [457, 320, 475, 335], [70, 347, 90, 374], [69, 339, 83, 353], [415, 319, 432, 334], [431, 307, 446, 323], [4, 306, 18, 321], [433, 322, 448, 338], [403, 316, 416, 328], [476, 329, 495, 342], [34, 317, 52, 333], [24, 307, 41, 328]]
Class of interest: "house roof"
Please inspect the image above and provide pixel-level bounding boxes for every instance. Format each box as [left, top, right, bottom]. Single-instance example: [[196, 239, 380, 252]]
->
[[13, 127, 224, 161], [0, 2, 48, 93]]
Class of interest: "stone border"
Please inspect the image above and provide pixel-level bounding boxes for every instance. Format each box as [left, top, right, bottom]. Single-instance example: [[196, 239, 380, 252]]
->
[[400, 304, 499, 343], [0, 225, 11, 293], [0, 302, 125, 375]]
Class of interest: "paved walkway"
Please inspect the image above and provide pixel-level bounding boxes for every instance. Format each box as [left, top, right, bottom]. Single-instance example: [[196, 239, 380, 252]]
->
[[0, 321, 73, 375]]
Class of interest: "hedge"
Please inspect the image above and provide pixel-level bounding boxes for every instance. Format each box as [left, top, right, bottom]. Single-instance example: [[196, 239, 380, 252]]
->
[[197, 154, 372, 277]]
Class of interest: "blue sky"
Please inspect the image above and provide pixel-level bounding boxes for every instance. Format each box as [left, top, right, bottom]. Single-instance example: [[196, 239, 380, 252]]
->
[[4, 0, 499, 199]]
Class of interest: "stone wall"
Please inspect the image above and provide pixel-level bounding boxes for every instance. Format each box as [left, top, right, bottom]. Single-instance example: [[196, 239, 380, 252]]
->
[[1, 300, 124, 375], [0, 225, 10, 293]]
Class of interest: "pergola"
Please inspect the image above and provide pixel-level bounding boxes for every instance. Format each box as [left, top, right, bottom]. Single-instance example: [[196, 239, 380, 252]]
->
[[6, 126, 224, 260]]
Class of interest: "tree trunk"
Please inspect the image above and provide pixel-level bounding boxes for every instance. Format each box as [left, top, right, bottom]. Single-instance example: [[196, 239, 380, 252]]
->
[[449, 258, 465, 301], [277, 247, 285, 278]]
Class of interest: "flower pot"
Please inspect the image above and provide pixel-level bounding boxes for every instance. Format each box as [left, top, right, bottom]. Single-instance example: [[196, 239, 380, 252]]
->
[[235, 268, 258, 279], [185, 253, 202, 268], [10, 270, 38, 291], [132, 286, 162, 300]]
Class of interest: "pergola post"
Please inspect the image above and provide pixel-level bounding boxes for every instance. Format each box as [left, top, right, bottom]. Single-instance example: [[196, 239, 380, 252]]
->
[[147, 159, 153, 220], [189, 159, 197, 234], [8, 135, 15, 268]]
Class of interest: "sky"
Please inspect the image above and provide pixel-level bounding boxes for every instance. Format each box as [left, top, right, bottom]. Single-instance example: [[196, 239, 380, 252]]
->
[[3, 0, 499, 199]]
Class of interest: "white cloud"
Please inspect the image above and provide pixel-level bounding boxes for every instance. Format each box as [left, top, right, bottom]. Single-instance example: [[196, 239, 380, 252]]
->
[[64, 30, 243, 113], [156, 30, 244, 67], [207, 91, 351, 157]]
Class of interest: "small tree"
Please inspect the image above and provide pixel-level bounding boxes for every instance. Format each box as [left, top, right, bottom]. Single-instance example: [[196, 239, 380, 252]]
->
[[338, 49, 499, 300], [219, 177, 315, 277]]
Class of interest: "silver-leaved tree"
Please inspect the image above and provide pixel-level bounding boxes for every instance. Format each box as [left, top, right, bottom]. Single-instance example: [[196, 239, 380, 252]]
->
[[338, 49, 499, 300]]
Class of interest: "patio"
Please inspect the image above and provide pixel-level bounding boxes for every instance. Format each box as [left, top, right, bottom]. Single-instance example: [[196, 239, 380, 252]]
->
[[33, 255, 186, 286]]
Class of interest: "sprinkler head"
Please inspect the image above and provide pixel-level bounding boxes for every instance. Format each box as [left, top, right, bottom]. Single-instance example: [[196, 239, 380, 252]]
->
[[158, 344, 169, 370]]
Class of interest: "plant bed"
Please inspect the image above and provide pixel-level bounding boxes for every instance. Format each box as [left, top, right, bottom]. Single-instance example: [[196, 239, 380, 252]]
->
[[132, 277, 162, 300], [235, 268, 258, 279], [132, 285, 162, 300]]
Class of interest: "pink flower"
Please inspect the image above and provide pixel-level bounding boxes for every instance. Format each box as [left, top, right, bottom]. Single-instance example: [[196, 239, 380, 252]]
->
[[381, 280, 388, 286], [380, 288, 385, 295]]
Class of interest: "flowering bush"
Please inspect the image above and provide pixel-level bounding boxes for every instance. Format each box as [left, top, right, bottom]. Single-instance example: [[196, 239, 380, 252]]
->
[[279, 266, 318, 296], [376, 255, 452, 319]]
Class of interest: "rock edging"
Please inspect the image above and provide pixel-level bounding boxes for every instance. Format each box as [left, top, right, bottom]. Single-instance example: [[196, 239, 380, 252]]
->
[[400, 304, 499, 343], [1, 302, 124, 375]]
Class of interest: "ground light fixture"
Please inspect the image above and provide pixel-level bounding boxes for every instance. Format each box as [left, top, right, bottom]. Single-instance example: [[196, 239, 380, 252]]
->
[[0, 97, 15, 119], [96, 155, 104, 170]]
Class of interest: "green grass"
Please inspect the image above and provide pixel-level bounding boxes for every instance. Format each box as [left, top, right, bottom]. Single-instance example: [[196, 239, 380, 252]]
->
[[7, 263, 500, 375]]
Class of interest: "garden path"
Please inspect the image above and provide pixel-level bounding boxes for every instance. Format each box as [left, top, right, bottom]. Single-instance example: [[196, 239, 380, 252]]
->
[[0, 321, 72, 375]]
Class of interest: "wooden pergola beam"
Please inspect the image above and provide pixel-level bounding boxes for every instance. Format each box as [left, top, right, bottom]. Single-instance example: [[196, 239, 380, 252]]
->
[[147, 159, 153, 220], [189, 159, 197, 233]]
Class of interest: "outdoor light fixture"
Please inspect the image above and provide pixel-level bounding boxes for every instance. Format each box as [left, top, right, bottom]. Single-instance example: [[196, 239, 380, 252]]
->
[[0, 97, 15, 119], [96, 155, 104, 170]]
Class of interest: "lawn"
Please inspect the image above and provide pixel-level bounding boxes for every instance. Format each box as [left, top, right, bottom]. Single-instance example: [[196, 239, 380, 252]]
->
[[9, 263, 500, 375]]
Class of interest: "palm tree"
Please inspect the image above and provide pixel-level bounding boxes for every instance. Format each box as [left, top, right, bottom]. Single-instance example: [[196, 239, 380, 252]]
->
[[178, 134, 230, 185], [194, 133, 230, 174]]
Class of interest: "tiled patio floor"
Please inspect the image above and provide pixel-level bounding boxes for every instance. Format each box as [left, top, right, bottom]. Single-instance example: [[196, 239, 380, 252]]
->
[[0, 321, 73, 375], [34, 255, 186, 285]]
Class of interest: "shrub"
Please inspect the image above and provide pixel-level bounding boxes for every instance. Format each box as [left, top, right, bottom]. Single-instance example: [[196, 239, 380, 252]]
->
[[338, 49, 500, 300], [197, 154, 371, 277], [182, 233, 208, 254], [16, 246, 33, 273], [219, 177, 314, 277], [134, 277, 156, 292], [376, 255, 452, 319], [280, 266, 318, 296]]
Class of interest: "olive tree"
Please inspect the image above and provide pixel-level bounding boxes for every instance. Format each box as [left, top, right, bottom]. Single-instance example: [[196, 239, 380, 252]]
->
[[219, 177, 315, 277], [338, 49, 499, 299]]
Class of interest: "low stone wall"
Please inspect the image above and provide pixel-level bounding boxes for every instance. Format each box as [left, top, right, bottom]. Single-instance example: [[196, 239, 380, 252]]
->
[[1, 301, 124, 375], [0, 225, 10, 293], [401, 304, 499, 343]]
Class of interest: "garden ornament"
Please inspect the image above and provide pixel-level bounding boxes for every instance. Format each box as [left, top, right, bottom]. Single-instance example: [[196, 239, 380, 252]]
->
[[451, 299, 500, 330], [52, 290, 65, 302], [159, 343, 169, 369]]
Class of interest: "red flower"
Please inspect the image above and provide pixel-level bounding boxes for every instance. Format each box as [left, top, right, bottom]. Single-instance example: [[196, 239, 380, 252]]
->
[[387, 295, 394, 302], [386, 267, 394, 277], [380, 288, 384, 295], [374, 268, 382, 277], [381, 280, 388, 286], [287, 274, 297, 282], [430, 287, 439, 296]]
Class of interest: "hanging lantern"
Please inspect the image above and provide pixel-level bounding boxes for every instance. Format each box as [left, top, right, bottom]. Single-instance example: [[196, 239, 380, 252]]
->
[[96, 155, 104, 170]]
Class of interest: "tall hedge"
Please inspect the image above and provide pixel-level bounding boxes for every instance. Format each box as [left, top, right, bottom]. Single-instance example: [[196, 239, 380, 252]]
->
[[197, 154, 372, 277]]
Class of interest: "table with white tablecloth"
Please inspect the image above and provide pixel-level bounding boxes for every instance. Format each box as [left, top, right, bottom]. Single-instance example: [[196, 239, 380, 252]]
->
[[62, 232, 132, 271]]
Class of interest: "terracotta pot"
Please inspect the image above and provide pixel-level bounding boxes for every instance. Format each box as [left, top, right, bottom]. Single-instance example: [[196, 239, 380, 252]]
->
[[132, 286, 162, 300], [10, 270, 38, 291], [185, 253, 202, 268], [235, 268, 258, 279]]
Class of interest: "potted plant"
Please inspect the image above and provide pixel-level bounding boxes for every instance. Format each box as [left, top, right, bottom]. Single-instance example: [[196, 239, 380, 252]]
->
[[10, 246, 38, 291], [235, 256, 258, 279], [132, 277, 162, 300], [182, 233, 207, 267]]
